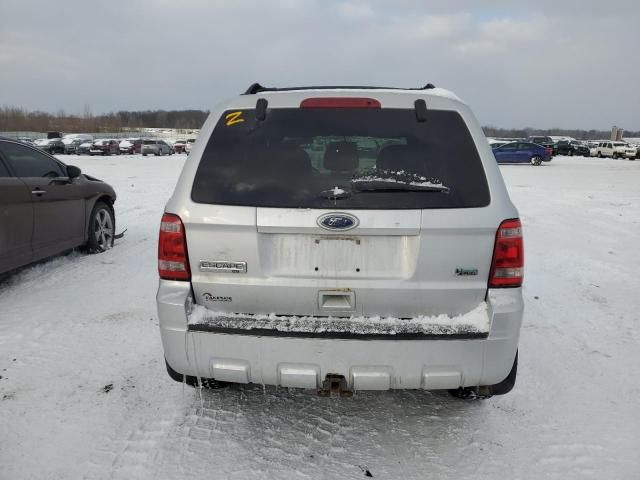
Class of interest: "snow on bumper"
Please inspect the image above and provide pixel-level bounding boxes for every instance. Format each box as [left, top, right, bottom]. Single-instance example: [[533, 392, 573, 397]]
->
[[157, 280, 523, 390], [187, 303, 490, 338]]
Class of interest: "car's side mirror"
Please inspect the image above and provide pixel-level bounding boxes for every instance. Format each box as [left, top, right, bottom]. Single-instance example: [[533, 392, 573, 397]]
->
[[67, 165, 82, 179]]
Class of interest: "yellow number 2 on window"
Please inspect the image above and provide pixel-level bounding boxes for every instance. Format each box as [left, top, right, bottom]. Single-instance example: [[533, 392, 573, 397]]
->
[[225, 111, 244, 126]]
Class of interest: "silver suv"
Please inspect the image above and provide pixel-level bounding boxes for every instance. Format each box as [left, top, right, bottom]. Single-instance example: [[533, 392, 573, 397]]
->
[[157, 84, 524, 398], [142, 139, 173, 156]]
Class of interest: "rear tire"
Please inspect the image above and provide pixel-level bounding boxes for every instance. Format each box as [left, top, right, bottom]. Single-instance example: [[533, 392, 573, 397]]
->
[[568, 149, 573, 156], [165, 358, 229, 389], [530, 155, 542, 166]]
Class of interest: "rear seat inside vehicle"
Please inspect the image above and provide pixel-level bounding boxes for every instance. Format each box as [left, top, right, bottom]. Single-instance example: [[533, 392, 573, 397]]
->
[[324, 141, 359, 173]]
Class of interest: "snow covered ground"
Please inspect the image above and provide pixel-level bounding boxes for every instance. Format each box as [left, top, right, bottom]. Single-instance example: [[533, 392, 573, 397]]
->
[[1, 155, 639, 479]]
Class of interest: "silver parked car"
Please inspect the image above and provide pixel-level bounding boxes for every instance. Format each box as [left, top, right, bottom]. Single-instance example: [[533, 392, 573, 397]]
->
[[141, 139, 172, 156], [157, 84, 524, 398]]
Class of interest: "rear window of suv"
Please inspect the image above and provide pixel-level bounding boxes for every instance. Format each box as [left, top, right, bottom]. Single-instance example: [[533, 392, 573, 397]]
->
[[191, 108, 490, 209]]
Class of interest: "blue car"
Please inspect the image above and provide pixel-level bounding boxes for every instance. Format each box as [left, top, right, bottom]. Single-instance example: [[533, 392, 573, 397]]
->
[[492, 141, 552, 166]]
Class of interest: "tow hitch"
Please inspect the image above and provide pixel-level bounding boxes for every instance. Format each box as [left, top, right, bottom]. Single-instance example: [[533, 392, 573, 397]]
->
[[318, 374, 353, 397]]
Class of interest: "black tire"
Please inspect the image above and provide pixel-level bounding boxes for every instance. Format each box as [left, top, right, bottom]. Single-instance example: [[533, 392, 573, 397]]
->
[[142, 153, 147, 156], [86, 201, 115, 253], [568, 149, 573, 156], [448, 351, 518, 399], [597, 152, 602, 158], [530, 155, 542, 166], [165, 358, 229, 389]]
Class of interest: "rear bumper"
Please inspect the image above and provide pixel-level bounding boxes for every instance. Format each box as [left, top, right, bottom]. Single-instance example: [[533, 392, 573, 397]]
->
[[157, 280, 524, 390]]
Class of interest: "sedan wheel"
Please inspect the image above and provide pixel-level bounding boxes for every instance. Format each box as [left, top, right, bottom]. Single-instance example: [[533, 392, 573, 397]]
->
[[88, 202, 115, 253], [530, 155, 543, 166]]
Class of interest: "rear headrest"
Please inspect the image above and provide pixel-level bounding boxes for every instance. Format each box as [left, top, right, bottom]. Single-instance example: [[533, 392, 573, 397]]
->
[[376, 144, 425, 173], [323, 141, 359, 172], [269, 143, 312, 174]]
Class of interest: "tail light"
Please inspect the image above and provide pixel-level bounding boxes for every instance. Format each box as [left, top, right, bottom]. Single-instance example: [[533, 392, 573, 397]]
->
[[489, 219, 524, 288], [158, 213, 191, 281]]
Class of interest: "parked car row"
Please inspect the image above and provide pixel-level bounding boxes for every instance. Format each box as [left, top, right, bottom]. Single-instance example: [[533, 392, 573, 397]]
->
[[20, 135, 197, 156], [489, 136, 639, 162]]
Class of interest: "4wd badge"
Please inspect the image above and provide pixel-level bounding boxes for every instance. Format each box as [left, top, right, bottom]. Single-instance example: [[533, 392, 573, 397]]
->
[[455, 267, 478, 276]]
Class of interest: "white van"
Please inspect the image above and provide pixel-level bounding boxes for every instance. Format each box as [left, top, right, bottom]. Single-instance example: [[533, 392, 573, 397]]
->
[[596, 141, 636, 159]]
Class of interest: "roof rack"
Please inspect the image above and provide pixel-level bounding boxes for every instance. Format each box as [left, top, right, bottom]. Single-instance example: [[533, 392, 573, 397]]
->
[[243, 83, 436, 95]]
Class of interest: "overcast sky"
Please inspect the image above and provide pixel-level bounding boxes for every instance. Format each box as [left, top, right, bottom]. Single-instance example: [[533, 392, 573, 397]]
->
[[1, 0, 638, 129]]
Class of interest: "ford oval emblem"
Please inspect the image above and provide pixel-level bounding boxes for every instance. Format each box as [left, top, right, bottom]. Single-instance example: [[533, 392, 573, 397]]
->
[[317, 213, 359, 231]]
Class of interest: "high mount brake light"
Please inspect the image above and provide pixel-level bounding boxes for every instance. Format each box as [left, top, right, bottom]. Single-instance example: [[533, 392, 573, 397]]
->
[[158, 213, 191, 281], [300, 97, 381, 108], [489, 219, 524, 288]]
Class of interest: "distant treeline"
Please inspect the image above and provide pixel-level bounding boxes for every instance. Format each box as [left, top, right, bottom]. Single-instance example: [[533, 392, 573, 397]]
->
[[482, 126, 640, 140], [0, 106, 209, 132], [0, 106, 637, 139]]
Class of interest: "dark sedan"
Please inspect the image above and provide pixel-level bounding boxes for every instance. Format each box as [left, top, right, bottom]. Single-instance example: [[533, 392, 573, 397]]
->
[[492, 141, 553, 166], [64, 138, 88, 154], [0, 137, 117, 275], [555, 140, 591, 157], [34, 138, 66, 154], [527, 136, 556, 154]]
